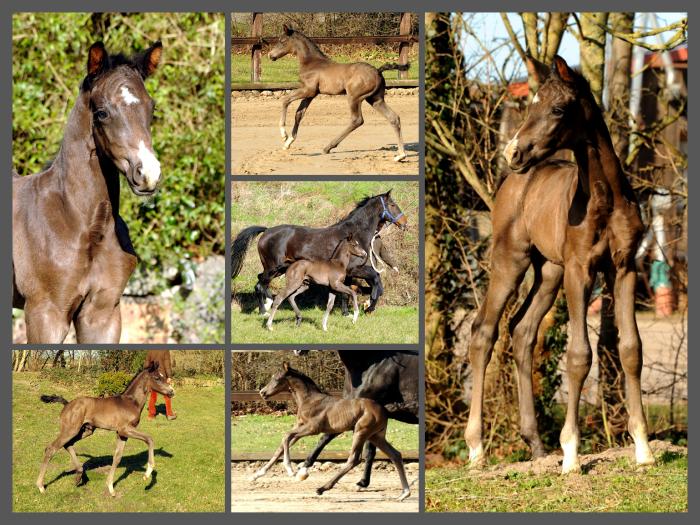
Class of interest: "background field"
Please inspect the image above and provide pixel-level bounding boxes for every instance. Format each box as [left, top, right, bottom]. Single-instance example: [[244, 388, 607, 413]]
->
[[13, 352, 224, 512], [12, 13, 225, 343], [231, 182, 419, 344]]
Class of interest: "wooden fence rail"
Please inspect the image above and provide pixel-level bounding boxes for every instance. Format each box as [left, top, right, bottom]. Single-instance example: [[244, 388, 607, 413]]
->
[[233, 390, 342, 402], [233, 12, 417, 84]]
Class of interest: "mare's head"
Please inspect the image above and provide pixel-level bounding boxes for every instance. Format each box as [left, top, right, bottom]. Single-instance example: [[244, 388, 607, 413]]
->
[[82, 41, 163, 195], [144, 362, 175, 398], [268, 25, 306, 61], [336, 233, 368, 260], [503, 55, 597, 173], [377, 190, 408, 230]]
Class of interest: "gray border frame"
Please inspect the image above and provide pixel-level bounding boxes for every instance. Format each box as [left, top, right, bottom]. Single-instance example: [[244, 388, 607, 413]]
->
[[2, 1, 695, 523]]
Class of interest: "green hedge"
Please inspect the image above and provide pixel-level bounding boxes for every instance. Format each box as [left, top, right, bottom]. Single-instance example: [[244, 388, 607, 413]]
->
[[12, 13, 225, 286], [95, 371, 134, 397]]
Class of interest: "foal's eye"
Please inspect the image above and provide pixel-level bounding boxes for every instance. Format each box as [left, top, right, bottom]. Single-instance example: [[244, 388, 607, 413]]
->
[[551, 107, 565, 116], [94, 110, 109, 121]]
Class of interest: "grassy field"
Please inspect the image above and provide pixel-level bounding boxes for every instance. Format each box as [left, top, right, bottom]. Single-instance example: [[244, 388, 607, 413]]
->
[[13, 372, 225, 512], [232, 51, 420, 83], [233, 413, 417, 454], [232, 305, 418, 344], [426, 445, 688, 512], [231, 181, 419, 344]]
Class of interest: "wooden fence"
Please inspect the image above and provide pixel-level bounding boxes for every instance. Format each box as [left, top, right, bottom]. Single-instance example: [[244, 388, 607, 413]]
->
[[232, 389, 419, 461], [232, 12, 418, 90]]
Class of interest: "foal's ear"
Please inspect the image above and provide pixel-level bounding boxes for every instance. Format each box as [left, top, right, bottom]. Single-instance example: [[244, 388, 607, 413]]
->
[[283, 24, 294, 36], [283, 361, 290, 371], [552, 55, 576, 84], [525, 54, 550, 85], [384, 189, 392, 197], [87, 42, 109, 77], [139, 41, 163, 78]]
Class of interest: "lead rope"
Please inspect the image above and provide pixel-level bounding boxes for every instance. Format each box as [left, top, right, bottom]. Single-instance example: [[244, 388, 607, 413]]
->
[[370, 231, 386, 274]]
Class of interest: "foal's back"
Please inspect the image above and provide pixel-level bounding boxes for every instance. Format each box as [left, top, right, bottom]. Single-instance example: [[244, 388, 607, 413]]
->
[[305, 61, 382, 96], [287, 258, 345, 286], [311, 396, 386, 434], [59, 395, 141, 430]]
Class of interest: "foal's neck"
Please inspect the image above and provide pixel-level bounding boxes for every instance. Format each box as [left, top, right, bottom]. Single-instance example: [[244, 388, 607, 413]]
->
[[294, 36, 329, 68], [50, 92, 120, 218], [288, 376, 324, 408], [573, 104, 629, 206], [331, 244, 352, 269], [122, 372, 149, 411]]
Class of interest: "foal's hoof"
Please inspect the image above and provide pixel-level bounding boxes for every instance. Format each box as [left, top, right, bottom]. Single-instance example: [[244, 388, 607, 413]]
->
[[266, 324, 273, 332], [36, 484, 45, 494], [561, 461, 582, 475], [393, 153, 407, 162], [295, 467, 309, 481], [356, 479, 369, 488], [397, 489, 411, 502], [322, 146, 332, 155], [316, 487, 326, 496]]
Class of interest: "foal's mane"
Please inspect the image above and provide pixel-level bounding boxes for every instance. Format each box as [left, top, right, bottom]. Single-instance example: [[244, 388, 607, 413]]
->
[[120, 367, 151, 397], [286, 366, 327, 394], [291, 30, 328, 59]]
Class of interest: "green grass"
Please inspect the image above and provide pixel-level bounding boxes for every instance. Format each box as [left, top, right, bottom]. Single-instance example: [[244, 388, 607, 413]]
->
[[232, 305, 418, 344], [425, 455, 688, 512], [233, 414, 417, 454], [13, 372, 225, 512], [232, 52, 419, 83]]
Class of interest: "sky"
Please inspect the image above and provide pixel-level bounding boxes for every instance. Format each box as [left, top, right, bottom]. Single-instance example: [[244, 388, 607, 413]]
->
[[459, 12, 686, 81]]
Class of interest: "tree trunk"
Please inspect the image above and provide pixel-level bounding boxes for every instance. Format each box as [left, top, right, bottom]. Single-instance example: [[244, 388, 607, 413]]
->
[[579, 13, 610, 105]]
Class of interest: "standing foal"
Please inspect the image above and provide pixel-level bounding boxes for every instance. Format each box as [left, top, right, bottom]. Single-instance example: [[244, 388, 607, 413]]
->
[[465, 55, 655, 474]]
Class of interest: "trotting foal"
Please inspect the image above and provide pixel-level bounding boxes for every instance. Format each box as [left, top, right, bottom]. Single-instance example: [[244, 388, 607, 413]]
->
[[268, 25, 408, 161], [36, 362, 174, 496], [265, 235, 367, 331], [252, 362, 411, 501], [465, 55, 655, 474]]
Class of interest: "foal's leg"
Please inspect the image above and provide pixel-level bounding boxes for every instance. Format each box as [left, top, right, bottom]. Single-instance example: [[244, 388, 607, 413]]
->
[[282, 423, 319, 476], [120, 426, 156, 480], [613, 266, 655, 466], [321, 293, 336, 332], [330, 282, 359, 324], [347, 265, 383, 313], [357, 441, 377, 488], [296, 433, 340, 481], [560, 263, 595, 474], [265, 282, 300, 331], [287, 284, 310, 327], [106, 436, 127, 497], [279, 88, 316, 146], [509, 260, 564, 458], [66, 424, 94, 486], [323, 98, 364, 154], [465, 253, 529, 466], [369, 433, 411, 501], [316, 430, 369, 495], [368, 97, 406, 161], [284, 97, 315, 150], [251, 431, 304, 480], [36, 431, 76, 493], [25, 301, 71, 344]]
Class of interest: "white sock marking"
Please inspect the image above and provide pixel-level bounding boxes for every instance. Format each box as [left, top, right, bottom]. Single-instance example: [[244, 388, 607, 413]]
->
[[532, 92, 540, 104]]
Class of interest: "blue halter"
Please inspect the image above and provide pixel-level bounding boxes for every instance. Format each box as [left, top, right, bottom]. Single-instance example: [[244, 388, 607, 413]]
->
[[379, 196, 404, 224]]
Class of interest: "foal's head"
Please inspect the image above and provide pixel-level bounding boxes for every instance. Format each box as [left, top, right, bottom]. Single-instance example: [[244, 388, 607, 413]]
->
[[259, 362, 313, 399], [503, 55, 598, 173], [82, 41, 163, 196], [268, 25, 316, 61], [335, 234, 368, 260], [144, 362, 175, 398]]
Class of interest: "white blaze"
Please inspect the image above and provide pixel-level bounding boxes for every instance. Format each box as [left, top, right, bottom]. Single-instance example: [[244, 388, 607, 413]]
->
[[503, 131, 519, 164], [137, 140, 161, 188], [120, 86, 140, 105]]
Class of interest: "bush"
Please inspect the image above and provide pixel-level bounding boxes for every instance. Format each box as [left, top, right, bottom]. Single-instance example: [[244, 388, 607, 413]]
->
[[12, 13, 225, 290], [95, 371, 134, 397]]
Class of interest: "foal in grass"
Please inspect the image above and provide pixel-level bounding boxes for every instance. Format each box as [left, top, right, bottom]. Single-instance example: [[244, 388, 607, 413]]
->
[[252, 362, 411, 501], [465, 55, 655, 474], [36, 362, 174, 496], [268, 24, 408, 161], [265, 235, 367, 331]]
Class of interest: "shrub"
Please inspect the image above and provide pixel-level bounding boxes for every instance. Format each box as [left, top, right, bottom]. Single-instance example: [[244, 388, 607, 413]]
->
[[95, 371, 134, 397]]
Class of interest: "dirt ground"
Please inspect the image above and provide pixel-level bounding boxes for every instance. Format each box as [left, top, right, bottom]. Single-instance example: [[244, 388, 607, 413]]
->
[[232, 460, 420, 512], [231, 90, 420, 175]]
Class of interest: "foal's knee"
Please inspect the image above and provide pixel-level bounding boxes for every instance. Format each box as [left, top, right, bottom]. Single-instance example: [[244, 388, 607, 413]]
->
[[469, 321, 496, 367], [618, 335, 643, 375]]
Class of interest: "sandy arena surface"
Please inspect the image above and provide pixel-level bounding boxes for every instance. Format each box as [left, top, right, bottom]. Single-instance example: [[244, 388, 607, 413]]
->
[[231, 90, 419, 175], [232, 461, 420, 512]]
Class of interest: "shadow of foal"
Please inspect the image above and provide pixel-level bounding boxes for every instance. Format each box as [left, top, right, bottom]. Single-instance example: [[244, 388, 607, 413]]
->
[[36, 362, 174, 496], [268, 25, 409, 161], [251, 362, 411, 501], [265, 235, 367, 331]]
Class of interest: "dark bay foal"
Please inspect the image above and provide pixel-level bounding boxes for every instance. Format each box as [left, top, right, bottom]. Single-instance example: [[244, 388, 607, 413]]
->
[[252, 363, 411, 501], [268, 25, 408, 161], [36, 362, 174, 496], [265, 235, 367, 331], [13, 41, 163, 343]]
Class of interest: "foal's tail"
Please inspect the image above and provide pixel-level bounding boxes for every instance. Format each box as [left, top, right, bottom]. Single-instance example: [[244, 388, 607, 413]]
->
[[40, 394, 69, 406], [231, 226, 268, 280], [377, 63, 410, 74]]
